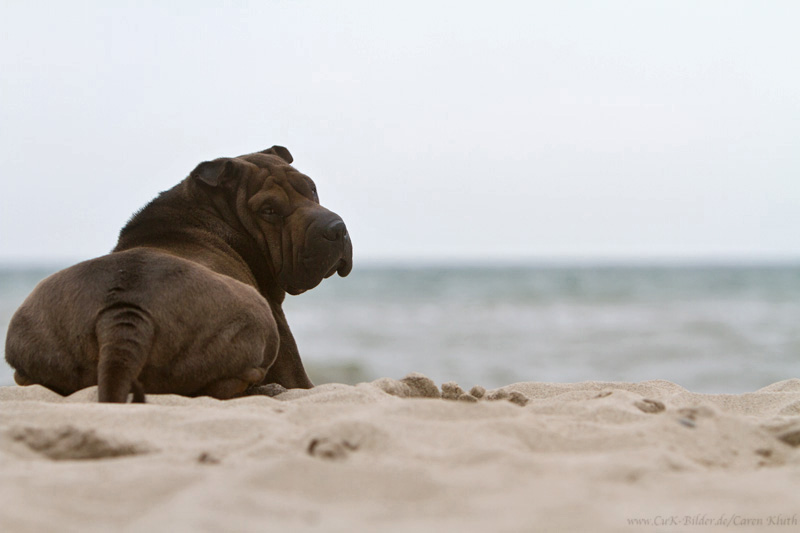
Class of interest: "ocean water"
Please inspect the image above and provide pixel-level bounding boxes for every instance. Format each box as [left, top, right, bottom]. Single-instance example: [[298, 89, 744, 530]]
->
[[2, 264, 799, 393]]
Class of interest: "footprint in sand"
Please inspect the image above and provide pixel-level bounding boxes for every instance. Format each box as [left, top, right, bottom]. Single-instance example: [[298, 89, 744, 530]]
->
[[9, 426, 148, 461], [306, 421, 387, 461], [762, 420, 800, 448], [634, 399, 666, 414], [307, 437, 360, 460]]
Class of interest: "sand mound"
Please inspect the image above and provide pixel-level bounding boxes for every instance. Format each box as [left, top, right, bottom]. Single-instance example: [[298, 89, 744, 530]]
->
[[1, 375, 799, 532]]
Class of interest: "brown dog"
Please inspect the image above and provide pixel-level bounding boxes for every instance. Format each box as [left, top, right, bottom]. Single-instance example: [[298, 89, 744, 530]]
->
[[4, 146, 352, 402]]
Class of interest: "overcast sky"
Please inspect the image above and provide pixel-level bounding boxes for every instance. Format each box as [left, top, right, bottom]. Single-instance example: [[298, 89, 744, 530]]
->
[[1, 1, 798, 265]]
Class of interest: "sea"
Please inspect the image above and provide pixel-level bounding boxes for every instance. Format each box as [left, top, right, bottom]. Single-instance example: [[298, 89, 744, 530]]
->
[[2, 263, 799, 394]]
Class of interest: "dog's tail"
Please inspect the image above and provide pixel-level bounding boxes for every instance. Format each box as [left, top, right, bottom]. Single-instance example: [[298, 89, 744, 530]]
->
[[95, 303, 154, 403]]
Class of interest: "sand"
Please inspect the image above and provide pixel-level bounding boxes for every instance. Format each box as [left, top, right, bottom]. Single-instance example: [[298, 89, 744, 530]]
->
[[1, 374, 799, 532]]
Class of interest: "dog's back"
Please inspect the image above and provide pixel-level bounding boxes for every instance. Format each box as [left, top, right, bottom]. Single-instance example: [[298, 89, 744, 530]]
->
[[5, 248, 278, 401]]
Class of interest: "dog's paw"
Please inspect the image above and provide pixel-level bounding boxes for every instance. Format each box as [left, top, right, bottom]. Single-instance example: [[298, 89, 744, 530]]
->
[[240, 383, 288, 398]]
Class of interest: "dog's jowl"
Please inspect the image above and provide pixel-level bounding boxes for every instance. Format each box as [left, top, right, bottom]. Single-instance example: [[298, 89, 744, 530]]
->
[[5, 146, 353, 402]]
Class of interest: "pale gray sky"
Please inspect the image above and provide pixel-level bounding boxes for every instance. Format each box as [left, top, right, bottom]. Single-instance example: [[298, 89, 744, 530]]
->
[[2, 1, 798, 264]]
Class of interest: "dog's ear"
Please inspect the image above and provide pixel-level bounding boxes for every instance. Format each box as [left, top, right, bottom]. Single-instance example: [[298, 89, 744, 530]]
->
[[190, 158, 241, 187], [260, 145, 293, 164]]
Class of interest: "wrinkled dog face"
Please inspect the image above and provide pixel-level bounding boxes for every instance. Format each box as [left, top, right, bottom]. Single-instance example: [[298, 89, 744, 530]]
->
[[191, 146, 353, 294]]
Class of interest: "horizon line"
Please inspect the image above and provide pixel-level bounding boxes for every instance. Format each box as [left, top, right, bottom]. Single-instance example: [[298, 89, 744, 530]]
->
[[1, 254, 799, 270]]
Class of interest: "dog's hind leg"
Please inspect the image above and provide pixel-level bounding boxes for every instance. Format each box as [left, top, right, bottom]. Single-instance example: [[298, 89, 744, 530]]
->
[[95, 304, 154, 403], [13, 370, 35, 386], [195, 367, 267, 399]]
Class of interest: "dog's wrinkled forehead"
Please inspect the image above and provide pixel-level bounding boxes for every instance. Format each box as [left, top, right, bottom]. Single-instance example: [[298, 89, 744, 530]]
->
[[237, 153, 296, 193], [236, 151, 317, 201]]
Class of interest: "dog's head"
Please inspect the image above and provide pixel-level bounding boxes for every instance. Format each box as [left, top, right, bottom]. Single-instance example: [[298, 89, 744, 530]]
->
[[190, 146, 353, 295]]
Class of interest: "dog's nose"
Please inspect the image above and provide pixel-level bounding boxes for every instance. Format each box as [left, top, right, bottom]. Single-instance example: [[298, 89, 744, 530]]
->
[[323, 220, 348, 241]]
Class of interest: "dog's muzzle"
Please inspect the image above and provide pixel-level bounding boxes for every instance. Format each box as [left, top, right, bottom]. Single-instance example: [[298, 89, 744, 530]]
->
[[286, 211, 353, 295], [321, 219, 353, 278]]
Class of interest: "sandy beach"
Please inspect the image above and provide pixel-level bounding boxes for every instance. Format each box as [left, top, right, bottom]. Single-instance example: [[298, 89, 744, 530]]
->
[[1, 374, 799, 532]]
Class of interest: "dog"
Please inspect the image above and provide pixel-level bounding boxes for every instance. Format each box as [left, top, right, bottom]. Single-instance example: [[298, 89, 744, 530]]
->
[[4, 146, 352, 402]]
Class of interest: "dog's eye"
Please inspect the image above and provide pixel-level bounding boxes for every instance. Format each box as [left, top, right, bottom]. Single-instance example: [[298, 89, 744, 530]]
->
[[260, 207, 279, 218], [306, 182, 318, 201]]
